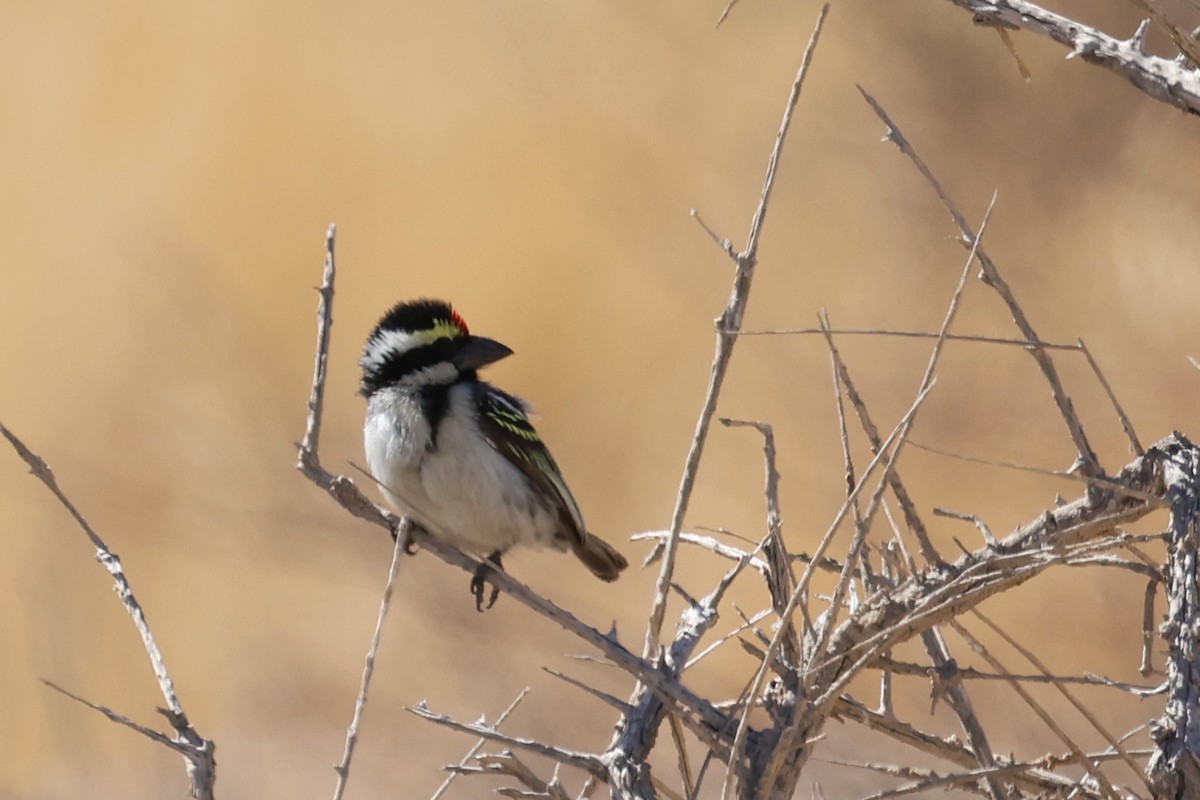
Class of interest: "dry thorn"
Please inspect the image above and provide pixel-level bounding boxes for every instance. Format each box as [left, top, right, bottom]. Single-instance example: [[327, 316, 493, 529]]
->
[[430, 688, 532, 800], [690, 208, 733, 256], [933, 507, 1000, 549], [409, 702, 606, 776], [996, 28, 1033, 82], [542, 668, 630, 713]]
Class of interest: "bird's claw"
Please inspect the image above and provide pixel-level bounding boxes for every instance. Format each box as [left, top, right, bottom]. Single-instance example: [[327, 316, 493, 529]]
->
[[470, 552, 503, 612]]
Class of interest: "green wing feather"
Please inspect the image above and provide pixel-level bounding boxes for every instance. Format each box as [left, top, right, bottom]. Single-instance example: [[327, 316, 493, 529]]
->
[[475, 385, 587, 543]]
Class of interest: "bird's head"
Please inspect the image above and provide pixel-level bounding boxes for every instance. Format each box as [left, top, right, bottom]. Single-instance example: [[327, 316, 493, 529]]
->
[[360, 299, 513, 397]]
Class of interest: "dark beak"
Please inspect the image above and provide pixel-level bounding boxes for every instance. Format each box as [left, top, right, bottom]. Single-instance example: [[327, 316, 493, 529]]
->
[[452, 335, 514, 371]]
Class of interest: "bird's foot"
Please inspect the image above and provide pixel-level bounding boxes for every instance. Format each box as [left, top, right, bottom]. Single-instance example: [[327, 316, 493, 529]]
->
[[470, 552, 503, 612]]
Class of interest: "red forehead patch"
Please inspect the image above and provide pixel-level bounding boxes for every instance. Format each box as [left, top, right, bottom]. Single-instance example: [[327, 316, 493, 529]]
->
[[450, 308, 469, 335]]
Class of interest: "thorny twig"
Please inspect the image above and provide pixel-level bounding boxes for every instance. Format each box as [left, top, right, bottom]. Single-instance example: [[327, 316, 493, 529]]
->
[[430, 688, 532, 800]]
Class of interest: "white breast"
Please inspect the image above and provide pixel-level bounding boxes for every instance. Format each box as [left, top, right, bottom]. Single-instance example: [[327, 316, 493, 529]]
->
[[364, 383, 564, 555]]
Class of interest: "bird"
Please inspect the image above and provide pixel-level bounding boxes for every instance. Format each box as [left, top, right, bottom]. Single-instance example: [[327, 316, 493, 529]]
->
[[359, 298, 628, 609]]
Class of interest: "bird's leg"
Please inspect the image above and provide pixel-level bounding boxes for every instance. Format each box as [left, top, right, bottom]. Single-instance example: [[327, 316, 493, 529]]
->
[[390, 519, 419, 555], [470, 551, 503, 612]]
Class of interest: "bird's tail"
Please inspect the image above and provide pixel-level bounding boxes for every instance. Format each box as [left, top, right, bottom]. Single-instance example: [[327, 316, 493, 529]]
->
[[573, 533, 629, 582]]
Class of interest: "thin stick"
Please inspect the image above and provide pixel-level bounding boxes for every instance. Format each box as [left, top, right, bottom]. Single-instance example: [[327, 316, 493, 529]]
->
[[738, 327, 1082, 350], [1078, 337, 1144, 456], [933, 507, 999, 548], [331, 519, 410, 800], [715, 0, 743, 28], [908, 440, 1164, 506], [641, 3, 831, 657], [299, 223, 337, 474]]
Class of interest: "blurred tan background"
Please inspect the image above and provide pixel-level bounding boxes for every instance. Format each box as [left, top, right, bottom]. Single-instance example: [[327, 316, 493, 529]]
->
[[3, 0, 1199, 797]]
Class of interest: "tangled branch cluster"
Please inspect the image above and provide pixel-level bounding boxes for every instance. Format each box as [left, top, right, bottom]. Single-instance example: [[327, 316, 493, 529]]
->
[[6, 1, 1200, 799]]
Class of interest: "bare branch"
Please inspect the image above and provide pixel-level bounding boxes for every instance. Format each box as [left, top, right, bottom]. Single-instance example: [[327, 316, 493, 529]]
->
[[944, 0, 1200, 116], [542, 668, 631, 714], [874, 656, 1166, 694], [1, 422, 215, 798], [455, 751, 573, 800], [817, 312, 943, 568], [298, 223, 337, 474]]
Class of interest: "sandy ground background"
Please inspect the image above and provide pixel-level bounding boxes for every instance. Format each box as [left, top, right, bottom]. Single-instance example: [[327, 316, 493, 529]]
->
[[3, 1, 1200, 797]]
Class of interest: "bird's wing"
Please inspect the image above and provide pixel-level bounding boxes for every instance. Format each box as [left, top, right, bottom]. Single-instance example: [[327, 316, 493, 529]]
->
[[474, 384, 588, 544]]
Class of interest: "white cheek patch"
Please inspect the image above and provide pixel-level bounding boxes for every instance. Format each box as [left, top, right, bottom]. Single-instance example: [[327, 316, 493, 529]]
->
[[400, 362, 458, 387], [362, 328, 426, 373]]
